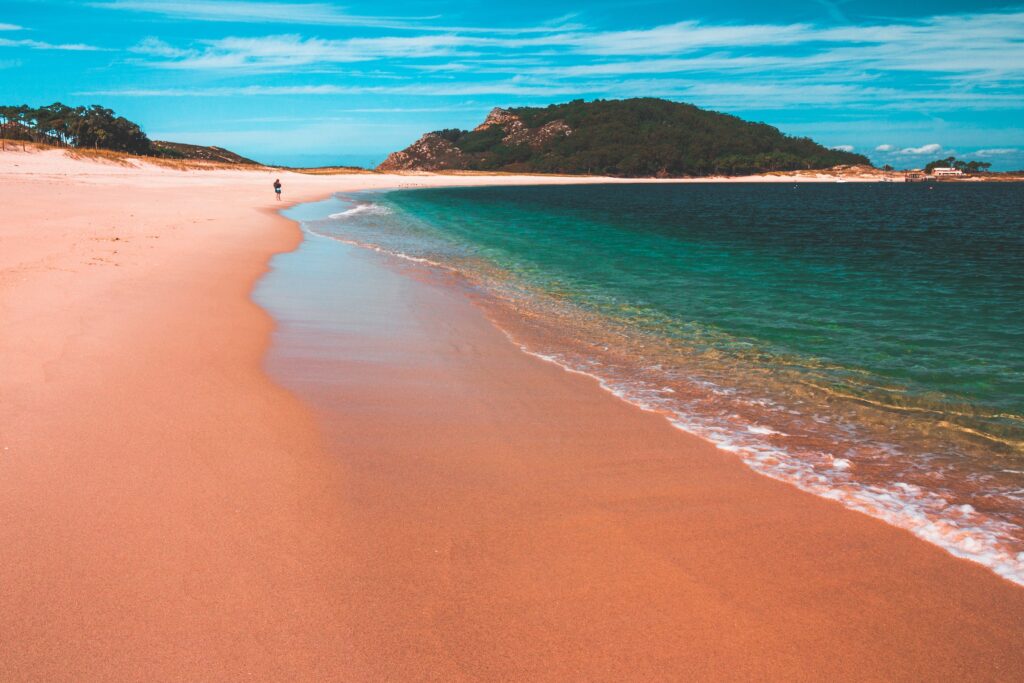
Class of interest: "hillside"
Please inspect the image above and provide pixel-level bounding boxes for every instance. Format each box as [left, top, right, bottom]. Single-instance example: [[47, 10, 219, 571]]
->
[[151, 140, 259, 165], [378, 98, 871, 177]]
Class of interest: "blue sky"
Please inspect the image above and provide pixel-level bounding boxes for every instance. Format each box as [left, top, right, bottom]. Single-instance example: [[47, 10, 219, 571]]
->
[[3, 0, 1023, 168]]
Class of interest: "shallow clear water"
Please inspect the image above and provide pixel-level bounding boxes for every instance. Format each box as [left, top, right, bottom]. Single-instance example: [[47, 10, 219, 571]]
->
[[302, 182, 1024, 583]]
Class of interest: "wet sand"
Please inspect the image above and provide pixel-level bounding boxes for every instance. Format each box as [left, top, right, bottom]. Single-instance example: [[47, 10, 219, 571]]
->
[[259, 209, 1024, 680], [1, 149, 1022, 679]]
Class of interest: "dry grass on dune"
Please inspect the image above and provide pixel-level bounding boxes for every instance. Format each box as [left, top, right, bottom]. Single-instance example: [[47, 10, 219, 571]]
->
[[1, 141, 262, 171], [0, 139, 377, 174], [285, 166, 375, 175]]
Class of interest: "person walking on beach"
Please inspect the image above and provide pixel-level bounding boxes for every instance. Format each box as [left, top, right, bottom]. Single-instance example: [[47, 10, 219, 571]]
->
[[273, 178, 282, 201]]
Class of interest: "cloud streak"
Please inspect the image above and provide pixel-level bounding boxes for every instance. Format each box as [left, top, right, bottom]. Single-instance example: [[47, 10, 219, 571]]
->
[[91, 0, 581, 33], [899, 143, 943, 155], [81, 81, 580, 97], [131, 33, 503, 70], [0, 38, 103, 51], [127, 8, 1024, 87], [91, 0, 439, 29], [974, 148, 1018, 156], [0, 21, 103, 50]]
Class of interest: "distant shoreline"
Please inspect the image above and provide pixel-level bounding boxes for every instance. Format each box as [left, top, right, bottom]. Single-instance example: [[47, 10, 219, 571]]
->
[[6, 141, 1022, 181]]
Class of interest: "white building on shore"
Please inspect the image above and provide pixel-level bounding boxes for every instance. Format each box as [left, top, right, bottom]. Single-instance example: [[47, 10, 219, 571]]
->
[[931, 167, 964, 177]]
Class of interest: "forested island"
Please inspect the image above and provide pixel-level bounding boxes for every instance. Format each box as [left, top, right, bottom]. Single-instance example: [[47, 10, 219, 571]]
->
[[378, 98, 871, 177]]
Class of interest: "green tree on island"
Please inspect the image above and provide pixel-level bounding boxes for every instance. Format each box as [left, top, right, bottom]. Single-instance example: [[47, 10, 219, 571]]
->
[[924, 156, 992, 174]]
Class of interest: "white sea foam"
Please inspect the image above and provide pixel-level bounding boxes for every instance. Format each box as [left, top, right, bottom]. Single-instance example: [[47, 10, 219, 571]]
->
[[746, 425, 785, 436], [328, 203, 393, 219], [303, 225, 446, 269]]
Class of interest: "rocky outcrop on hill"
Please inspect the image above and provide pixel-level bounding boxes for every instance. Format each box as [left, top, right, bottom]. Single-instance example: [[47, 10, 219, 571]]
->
[[473, 107, 521, 131], [378, 107, 572, 172], [467, 107, 573, 149], [377, 133, 465, 172]]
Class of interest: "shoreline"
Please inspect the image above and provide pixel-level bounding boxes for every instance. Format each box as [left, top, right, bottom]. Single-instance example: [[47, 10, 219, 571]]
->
[[2, 147, 1023, 678], [258, 194, 1024, 678], [293, 185, 1024, 586]]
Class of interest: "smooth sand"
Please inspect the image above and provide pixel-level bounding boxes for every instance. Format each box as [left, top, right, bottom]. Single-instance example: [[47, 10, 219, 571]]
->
[[1, 148, 1022, 680]]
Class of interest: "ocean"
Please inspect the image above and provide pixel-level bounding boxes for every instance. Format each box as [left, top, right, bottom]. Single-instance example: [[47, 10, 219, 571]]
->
[[298, 182, 1024, 583]]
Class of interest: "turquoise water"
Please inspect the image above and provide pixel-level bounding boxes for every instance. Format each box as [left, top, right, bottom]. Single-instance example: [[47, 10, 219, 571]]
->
[[302, 182, 1024, 582]]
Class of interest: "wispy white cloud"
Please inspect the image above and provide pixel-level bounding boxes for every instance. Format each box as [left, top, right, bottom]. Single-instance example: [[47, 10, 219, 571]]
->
[[58, 6, 1024, 126], [563, 21, 820, 55], [83, 85, 365, 96], [90, 0, 581, 34], [517, 12, 1024, 80], [899, 143, 944, 155], [974, 148, 1018, 155], [133, 33, 500, 70], [831, 144, 855, 152], [81, 80, 579, 97], [0, 38, 103, 51], [0, 19, 100, 51], [875, 144, 894, 151], [129, 9, 1024, 86], [130, 36, 194, 58], [90, 0, 436, 29], [523, 10, 1024, 78], [513, 55, 799, 78]]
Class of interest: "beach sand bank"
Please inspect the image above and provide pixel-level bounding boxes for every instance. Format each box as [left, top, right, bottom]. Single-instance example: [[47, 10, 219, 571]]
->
[[1, 148, 1022, 679]]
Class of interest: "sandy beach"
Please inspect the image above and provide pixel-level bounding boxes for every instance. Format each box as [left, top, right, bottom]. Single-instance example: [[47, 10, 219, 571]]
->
[[2, 147, 1023, 680]]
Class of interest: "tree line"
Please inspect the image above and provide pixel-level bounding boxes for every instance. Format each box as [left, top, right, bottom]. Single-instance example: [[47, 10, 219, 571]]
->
[[0, 102, 153, 154], [924, 156, 992, 174]]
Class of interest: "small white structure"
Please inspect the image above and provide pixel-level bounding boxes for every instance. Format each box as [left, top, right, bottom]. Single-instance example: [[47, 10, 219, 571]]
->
[[931, 167, 964, 177]]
